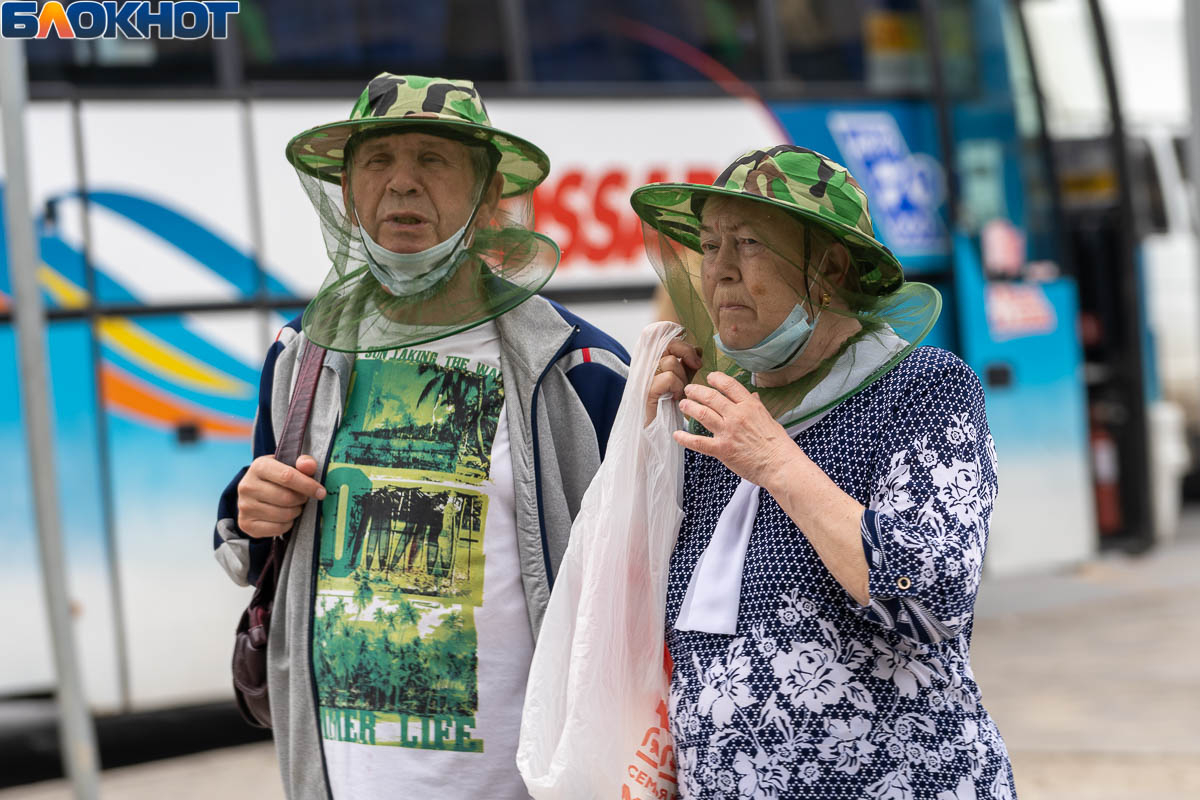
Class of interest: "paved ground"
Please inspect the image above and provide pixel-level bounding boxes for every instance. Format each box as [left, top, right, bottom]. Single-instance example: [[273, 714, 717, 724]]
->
[[969, 516, 1200, 800], [6, 515, 1199, 799]]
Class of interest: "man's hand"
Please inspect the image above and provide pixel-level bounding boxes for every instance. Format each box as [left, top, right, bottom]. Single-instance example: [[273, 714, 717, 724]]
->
[[237, 454, 327, 538]]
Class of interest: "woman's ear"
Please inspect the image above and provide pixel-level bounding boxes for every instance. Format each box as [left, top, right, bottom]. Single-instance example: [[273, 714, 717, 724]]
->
[[823, 242, 852, 286]]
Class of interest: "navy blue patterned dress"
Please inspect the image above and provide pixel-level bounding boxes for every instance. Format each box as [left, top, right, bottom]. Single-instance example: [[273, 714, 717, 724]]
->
[[666, 347, 1017, 800]]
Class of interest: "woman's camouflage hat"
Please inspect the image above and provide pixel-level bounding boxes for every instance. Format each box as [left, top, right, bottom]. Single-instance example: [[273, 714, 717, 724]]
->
[[631, 145, 940, 428], [286, 73, 549, 197], [631, 145, 903, 296]]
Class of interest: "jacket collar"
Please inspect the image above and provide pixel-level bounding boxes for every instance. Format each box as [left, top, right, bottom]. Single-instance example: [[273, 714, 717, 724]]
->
[[494, 295, 578, 379]]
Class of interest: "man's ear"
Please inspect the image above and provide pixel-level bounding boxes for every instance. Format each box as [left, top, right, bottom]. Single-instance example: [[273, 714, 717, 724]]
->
[[341, 174, 354, 225]]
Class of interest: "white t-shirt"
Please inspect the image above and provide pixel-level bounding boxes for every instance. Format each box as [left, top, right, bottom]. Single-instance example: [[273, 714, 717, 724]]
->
[[312, 321, 533, 798]]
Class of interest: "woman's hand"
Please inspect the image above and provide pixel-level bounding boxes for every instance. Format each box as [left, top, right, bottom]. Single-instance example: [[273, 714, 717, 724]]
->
[[645, 339, 702, 426], [676, 371, 870, 603], [673, 371, 803, 489]]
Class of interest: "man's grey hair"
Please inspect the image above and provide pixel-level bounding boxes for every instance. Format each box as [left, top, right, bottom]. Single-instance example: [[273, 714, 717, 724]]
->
[[467, 144, 495, 186]]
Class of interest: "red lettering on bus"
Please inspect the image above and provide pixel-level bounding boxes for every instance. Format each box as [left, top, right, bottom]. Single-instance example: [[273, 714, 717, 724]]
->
[[583, 170, 626, 262], [534, 166, 715, 269]]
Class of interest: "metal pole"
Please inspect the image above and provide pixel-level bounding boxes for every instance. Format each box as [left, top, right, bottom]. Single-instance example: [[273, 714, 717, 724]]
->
[[499, 0, 532, 87], [0, 38, 102, 800], [918, 0, 960, 228], [1185, 1, 1200, 236], [756, 0, 788, 84], [917, 0, 965, 355]]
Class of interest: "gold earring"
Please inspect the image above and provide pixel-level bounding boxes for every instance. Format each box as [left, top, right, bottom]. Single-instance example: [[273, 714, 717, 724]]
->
[[821, 292, 831, 308]]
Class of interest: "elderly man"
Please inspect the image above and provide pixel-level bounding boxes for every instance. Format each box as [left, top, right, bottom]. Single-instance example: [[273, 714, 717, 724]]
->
[[213, 74, 628, 799]]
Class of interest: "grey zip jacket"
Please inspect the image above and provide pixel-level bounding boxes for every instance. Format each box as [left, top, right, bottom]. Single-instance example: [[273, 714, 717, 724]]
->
[[213, 296, 629, 798]]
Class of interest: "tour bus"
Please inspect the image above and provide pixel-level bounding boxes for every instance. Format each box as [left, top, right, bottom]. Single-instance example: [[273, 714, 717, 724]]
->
[[0, 0, 1168, 718]]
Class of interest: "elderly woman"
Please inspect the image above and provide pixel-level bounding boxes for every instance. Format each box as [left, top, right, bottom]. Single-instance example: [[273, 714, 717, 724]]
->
[[630, 147, 1016, 800]]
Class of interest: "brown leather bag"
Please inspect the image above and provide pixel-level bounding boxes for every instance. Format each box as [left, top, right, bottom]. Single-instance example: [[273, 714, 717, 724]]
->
[[232, 341, 327, 728]]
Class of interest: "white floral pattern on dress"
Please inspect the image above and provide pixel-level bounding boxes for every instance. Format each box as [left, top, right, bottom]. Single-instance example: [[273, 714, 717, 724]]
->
[[816, 716, 877, 774], [931, 458, 983, 529], [872, 451, 916, 515], [696, 638, 757, 728], [771, 641, 855, 713]]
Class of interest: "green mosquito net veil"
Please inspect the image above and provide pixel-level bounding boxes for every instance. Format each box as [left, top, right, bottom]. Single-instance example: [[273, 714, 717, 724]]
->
[[633, 166, 942, 429], [294, 124, 559, 353]]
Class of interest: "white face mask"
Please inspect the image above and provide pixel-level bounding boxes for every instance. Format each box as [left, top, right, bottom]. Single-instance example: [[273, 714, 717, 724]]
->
[[358, 217, 473, 297]]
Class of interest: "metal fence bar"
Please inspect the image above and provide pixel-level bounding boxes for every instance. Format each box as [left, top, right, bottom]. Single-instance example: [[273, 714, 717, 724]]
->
[[71, 97, 132, 714], [756, 0, 788, 83]]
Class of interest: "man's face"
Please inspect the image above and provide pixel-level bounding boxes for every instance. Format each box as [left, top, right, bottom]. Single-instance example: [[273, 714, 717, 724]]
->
[[341, 132, 483, 253]]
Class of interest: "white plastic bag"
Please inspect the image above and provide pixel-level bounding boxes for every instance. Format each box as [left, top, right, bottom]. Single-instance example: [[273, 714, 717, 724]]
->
[[518, 321, 686, 800]]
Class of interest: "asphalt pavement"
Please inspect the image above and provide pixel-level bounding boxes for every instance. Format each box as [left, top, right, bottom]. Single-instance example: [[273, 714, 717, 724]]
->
[[5, 512, 1198, 800]]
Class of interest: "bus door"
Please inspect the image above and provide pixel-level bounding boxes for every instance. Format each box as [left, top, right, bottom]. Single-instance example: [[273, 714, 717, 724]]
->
[[921, 0, 1096, 572], [1018, 0, 1158, 550]]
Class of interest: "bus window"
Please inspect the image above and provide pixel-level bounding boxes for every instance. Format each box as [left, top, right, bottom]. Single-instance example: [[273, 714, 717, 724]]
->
[[240, 0, 508, 82], [523, 0, 765, 82], [778, 0, 974, 94], [25, 30, 217, 87]]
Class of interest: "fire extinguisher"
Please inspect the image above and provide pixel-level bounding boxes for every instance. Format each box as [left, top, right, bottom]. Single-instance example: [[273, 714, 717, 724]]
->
[[1089, 416, 1123, 535]]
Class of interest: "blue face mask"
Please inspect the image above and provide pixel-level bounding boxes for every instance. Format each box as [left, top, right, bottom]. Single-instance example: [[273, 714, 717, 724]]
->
[[714, 303, 819, 373]]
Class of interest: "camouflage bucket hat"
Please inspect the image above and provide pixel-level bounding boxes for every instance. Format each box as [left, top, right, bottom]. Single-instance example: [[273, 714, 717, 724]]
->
[[630, 145, 904, 296], [291, 73, 559, 353], [287, 73, 550, 197]]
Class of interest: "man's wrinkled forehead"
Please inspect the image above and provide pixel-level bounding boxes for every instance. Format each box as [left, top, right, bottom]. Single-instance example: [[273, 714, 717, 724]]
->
[[699, 217, 754, 235], [351, 130, 467, 158]]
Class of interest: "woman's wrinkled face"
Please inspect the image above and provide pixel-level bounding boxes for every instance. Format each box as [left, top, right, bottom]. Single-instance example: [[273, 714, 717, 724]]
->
[[698, 197, 810, 351]]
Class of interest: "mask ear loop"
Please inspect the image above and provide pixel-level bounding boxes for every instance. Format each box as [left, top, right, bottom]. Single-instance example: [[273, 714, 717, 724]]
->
[[802, 226, 812, 314], [462, 144, 502, 250]]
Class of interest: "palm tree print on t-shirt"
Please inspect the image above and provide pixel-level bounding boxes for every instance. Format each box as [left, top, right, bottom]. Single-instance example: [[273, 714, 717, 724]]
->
[[312, 349, 504, 753]]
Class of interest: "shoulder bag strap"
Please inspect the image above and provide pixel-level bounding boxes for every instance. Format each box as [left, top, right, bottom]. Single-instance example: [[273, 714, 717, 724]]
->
[[254, 340, 329, 595]]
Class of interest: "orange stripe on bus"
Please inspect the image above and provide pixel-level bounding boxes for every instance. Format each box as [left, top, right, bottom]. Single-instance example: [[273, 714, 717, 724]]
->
[[100, 365, 251, 438]]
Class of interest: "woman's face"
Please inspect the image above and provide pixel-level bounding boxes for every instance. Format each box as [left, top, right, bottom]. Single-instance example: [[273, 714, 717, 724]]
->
[[698, 197, 812, 351]]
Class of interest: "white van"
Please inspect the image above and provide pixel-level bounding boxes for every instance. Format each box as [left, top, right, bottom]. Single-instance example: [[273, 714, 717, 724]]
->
[[1128, 127, 1196, 523]]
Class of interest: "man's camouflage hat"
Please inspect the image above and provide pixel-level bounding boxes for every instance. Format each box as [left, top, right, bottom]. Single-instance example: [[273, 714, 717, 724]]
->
[[631, 146, 903, 296], [286, 73, 549, 197]]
